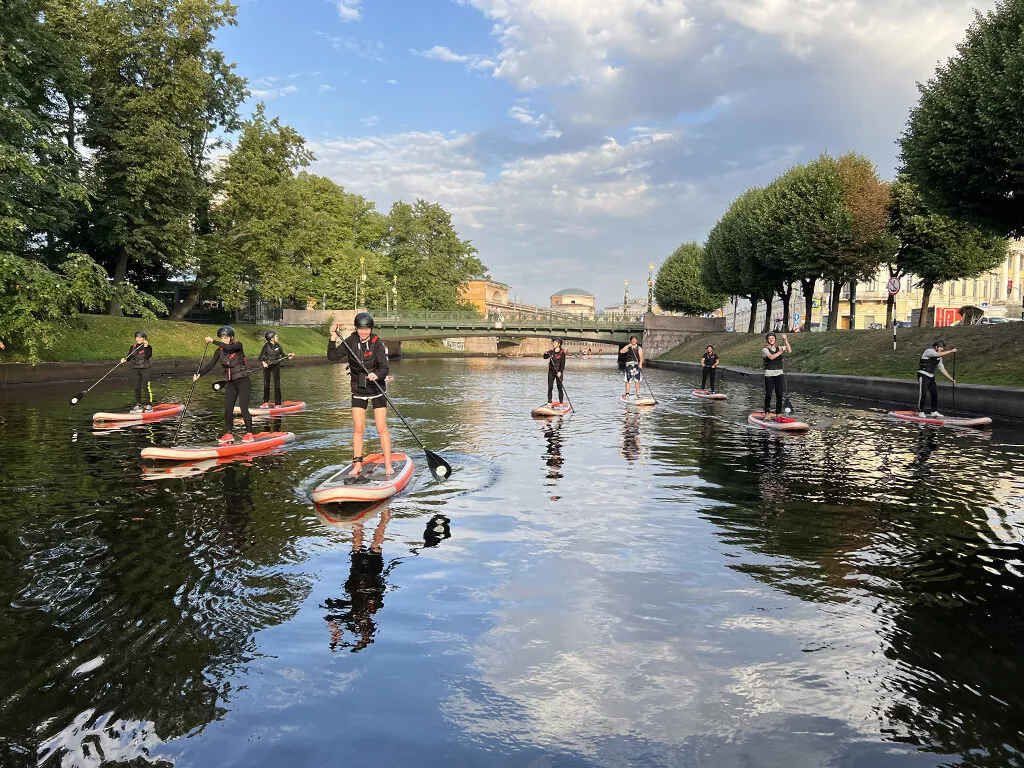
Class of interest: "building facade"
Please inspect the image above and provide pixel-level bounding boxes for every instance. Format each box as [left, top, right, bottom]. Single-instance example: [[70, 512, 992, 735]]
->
[[550, 288, 596, 319]]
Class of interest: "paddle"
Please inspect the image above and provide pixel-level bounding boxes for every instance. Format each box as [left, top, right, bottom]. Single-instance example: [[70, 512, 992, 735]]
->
[[951, 351, 957, 415], [69, 344, 143, 405], [339, 336, 452, 482], [212, 359, 289, 391], [629, 342, 657, 403], [783, 373, 794, 414], [172, 342, 210, 446]]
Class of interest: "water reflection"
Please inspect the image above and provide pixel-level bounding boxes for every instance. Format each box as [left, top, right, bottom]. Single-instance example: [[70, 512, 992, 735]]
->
[[542, 421, 564, 496], [620, 411, 641, 463]]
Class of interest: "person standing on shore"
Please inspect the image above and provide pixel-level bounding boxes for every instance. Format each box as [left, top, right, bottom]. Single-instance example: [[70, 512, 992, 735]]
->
[[917, 340, 957, 417], [620, 335, 644, 400], [543, 337, 566, 406], [762, 332, 791, 419], [193, 326, 254, 444], [327, 313, 392, 477], [259, 331, 295, 407], [122, 331, 153, 413], [700, 345, 719, 393]]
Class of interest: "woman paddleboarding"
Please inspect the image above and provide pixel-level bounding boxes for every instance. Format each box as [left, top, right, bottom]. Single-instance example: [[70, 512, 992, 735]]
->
[[700, 345, 719, 394], [762, 332, 791, 420], [543, 337, 567, 407], [328, 312, 393, 477], [193, 326, 255, 444], [122, 331, 153, 413], [259, 331, 295, 408]]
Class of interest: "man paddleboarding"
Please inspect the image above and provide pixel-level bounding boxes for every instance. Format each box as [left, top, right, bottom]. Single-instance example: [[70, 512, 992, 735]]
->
[[328, 312, 393, 477], [917, 340, 957, 417], [193, 326, 255, 444], [700, 345, 719, 393], [543, 337, 567, 406], [122, 330, 153, 413], [762, 332, 791, 419], [620, 335, 644, 400]]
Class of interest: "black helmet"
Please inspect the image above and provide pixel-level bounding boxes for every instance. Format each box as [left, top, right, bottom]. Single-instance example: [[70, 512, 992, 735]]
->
[[552, 337, 563, 345], [134, 330, 147, 339], [933, 339, 946, 348], [264, 331, 277, 341], [354, 312, 374, 329], [765, 332, 776, 341], [217, 325, 235, 339]]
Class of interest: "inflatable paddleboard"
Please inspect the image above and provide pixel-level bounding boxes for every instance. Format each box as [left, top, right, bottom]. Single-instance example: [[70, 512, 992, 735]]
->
[[93, 403, 184, 423], [234, 400, 306, 416], [887, 410, 992, 428], [747, 412, 809, 431], [532, 402, 572, 418], [310, 453, 414, 504], [622, 394, 656, 407], [692, 389, 727, 400], [314, 498, 391, 526], [140, 431, 295, 461]]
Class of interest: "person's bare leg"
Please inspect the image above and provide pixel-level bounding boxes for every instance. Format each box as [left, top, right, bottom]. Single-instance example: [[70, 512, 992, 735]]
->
[[351, 406, 366, 475], [374, 406, 393, 475]]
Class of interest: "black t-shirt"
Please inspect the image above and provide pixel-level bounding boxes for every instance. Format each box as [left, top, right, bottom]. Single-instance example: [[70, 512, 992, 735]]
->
[[702, 352, 718, 368]]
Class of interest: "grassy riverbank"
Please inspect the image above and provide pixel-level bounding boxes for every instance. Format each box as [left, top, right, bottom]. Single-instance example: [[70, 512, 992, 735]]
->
[[659, 324, 1024, 387], [2, 315, 448, 362]]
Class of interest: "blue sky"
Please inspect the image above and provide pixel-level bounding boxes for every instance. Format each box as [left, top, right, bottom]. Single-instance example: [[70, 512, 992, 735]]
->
[[217, 0, 992, 308]]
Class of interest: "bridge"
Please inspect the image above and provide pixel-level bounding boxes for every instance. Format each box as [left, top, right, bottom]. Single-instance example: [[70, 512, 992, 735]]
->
[[371, 310, 645, 345]]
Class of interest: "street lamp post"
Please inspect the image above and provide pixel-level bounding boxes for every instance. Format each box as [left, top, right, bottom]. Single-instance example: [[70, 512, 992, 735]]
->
[[647, 262, 654, 314], [359, 256, 367, 310], [622, 280, 629, 316], [392, 275, 398, 317]]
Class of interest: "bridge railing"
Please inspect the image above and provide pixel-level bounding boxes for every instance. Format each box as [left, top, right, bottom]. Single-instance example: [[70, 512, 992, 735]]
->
[[371, 309, 644, 331]]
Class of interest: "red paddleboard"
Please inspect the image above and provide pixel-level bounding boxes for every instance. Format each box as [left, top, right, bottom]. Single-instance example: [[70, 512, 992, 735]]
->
[[887, 410, 992, 428], [532, 402, 572, 417], [140, 431, 295, 461], [234, 400, 306, 416], [748, 412, 809, 431], [692, 389, 727, 400], [311, 453, 414, 504], [93, 403, 184, 423]]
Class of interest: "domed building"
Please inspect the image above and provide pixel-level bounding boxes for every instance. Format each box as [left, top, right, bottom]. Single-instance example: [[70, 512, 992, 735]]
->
[[550, 288, 596, 319]]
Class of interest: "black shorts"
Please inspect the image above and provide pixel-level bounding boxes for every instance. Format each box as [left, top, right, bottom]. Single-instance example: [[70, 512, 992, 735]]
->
[[351, 393, 386, 410]]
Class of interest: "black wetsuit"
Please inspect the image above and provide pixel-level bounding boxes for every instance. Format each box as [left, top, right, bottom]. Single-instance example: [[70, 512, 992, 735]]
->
[[127, 344, 153, 405], [544, 348, 566, 402], [199, 341, 252, 434], [259, 341, 287, 405], [763, 345, 785, 415], [701, 351, 718, 391], [327, 332, 390, 409]]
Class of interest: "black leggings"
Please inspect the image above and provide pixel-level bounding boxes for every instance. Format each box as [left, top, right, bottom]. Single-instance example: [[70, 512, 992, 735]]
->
[[132, 368, 152, 404], [764, 375, 784, 414], [701, 367, 716, 391], [263, 366, 282, 404], [547, 369, 565, 402], [225, 377, 252, 434], [917, 373, 938, 412]]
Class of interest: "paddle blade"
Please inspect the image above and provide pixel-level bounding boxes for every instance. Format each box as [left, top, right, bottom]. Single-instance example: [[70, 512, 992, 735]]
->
[[425, 449, 452, 482], [784, 398, 794, 414], [212, 380, 225, 392], [69, 390, 87, 406]]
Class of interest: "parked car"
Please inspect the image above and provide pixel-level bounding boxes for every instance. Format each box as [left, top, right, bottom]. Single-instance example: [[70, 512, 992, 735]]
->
[[894, 320, 912, 328], [868, 323, 883, 330]]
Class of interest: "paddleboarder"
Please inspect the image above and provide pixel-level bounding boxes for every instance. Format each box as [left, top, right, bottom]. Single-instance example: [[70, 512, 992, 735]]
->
[[700, 345, 719, 393], [620, 335, 644, 400], [122, 331, 153, 413], [917, 340, 957, 417], [193, 326, 255, 444], [259, 331, 295, 408], [543, 337, 567, 406], [762, 332, 791, 420], [328, 312, 393, 477]]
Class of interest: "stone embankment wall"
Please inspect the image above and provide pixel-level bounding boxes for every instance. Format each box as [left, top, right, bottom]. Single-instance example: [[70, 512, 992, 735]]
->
[[642, 314, 727, 359]]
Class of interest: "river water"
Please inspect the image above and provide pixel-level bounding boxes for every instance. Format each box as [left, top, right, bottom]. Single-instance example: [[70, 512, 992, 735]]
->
[[2, 357, 1024, 767]]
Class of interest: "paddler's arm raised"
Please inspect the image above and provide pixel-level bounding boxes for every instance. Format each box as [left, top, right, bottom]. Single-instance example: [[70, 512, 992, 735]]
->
[[327, 325, 345, 362]]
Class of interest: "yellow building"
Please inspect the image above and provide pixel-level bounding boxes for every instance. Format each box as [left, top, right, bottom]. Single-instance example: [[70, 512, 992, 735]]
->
[[460, 279, 509, 316], [550, 288, 596, 319]]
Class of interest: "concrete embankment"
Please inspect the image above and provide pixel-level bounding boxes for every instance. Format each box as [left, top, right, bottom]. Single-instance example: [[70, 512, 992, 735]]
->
[[648, 359, 1024, 421]]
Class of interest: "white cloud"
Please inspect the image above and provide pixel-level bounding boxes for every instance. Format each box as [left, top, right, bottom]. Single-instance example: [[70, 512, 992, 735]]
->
[[331, 0, 362, 22], [386, 79, 398, 85], [317, 32, 385, 61], [249, 84, 298, 100], [318, 84, 335, 93], [412, 45, 497, 72], [508, 106, 537, 125], [360, 115, 379, 127]]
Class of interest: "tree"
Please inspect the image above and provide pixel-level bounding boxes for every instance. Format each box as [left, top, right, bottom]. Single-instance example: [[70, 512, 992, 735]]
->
[[655, 242, 727, 315], [888, 178, 1008, 326], [900, 0, 1024, 237], [82, 0, 246, 314]]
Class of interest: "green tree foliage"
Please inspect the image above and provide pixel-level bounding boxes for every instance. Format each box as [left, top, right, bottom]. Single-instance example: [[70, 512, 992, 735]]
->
[[888, 178, 1008, 326], [656, 242, 727, 316], [381, 200, 486, 311], [81, 0, 246, 313], [900, 0, 1024, 236]]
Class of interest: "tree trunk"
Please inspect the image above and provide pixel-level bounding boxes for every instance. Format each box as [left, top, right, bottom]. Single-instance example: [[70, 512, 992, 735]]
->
[[746, 294, 759, 334], [170, 285, 202, 320], [828, 280, 842, 330], [885, 293, 895, 328], [108, 250, 128, 316], [762, 293, 773, 333], [779, 282, 793, 331], [918, 282, 934, 327], [801, 277, 815, 332], [848, 281, 857, 330]]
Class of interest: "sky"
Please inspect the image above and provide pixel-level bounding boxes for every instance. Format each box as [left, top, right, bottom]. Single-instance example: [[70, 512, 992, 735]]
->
[[215, 0, 994, 309]]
